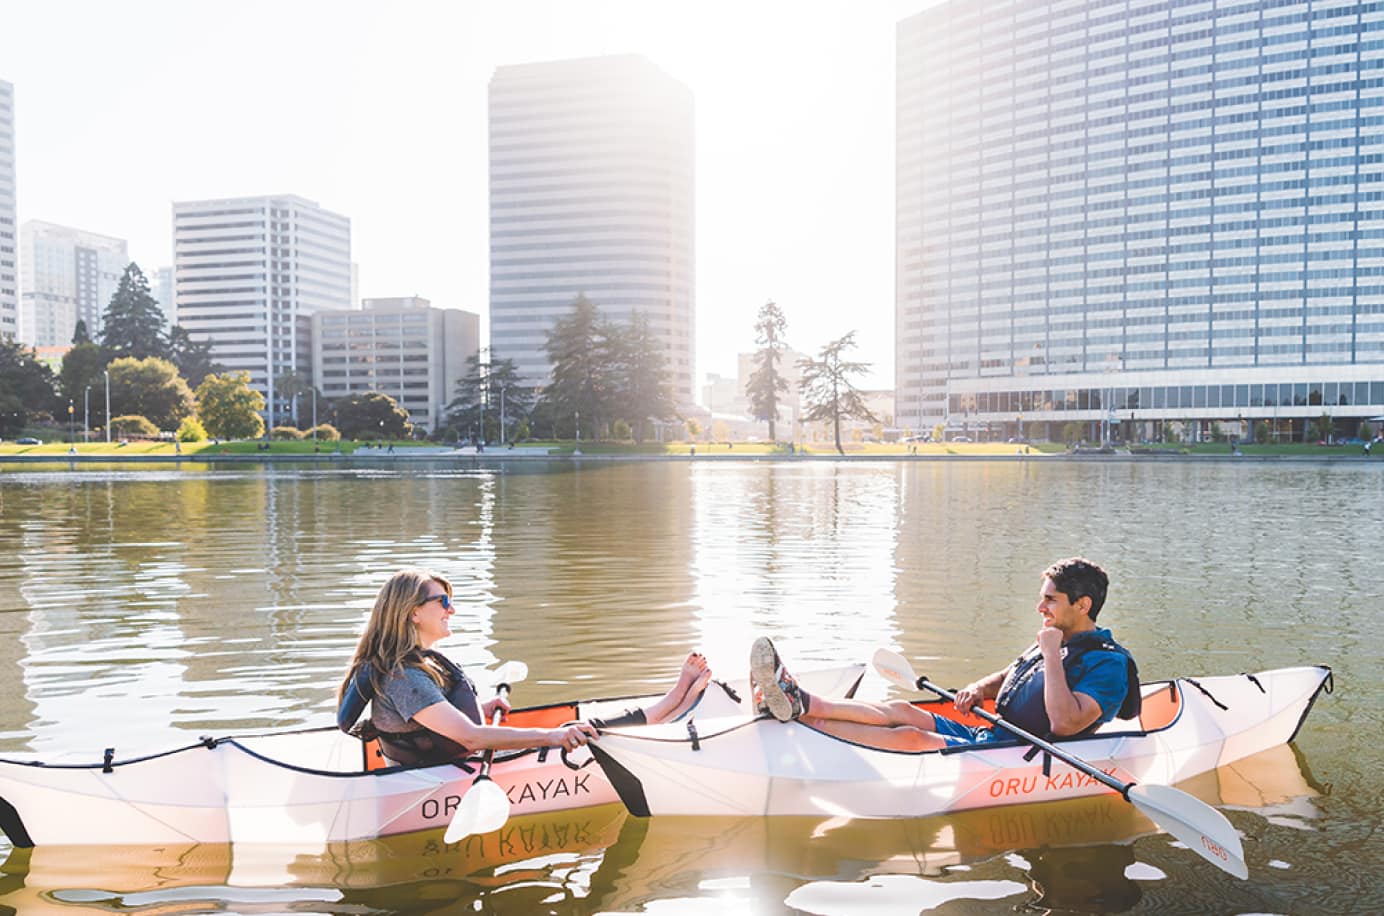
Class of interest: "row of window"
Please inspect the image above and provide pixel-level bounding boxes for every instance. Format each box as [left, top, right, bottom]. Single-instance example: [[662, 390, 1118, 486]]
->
[[949, 379, 1384, 416]]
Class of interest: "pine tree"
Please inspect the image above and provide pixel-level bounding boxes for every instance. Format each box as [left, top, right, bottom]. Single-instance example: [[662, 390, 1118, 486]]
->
[[610, 311, 677, 442], [746, 300, 790, 441], [540, 294, 616, 439], [166, 325, 220, 389], [71, 319, 91, 346], [100, 263, 168, 361], [798, 331, 877, 456]]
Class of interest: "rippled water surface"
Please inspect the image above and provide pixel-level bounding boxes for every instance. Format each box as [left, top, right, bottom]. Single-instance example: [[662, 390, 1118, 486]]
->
[[0, 458, 1379, 914]]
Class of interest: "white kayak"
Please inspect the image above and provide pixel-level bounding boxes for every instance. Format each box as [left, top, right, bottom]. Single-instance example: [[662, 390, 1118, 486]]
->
[[588, 665, 1332, 819], [0, 665, 866, 847]]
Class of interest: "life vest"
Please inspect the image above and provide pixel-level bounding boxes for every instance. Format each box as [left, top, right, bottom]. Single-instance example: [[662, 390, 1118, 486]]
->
[[336, 651, 481, 765], [993, 630, 1141, 739]]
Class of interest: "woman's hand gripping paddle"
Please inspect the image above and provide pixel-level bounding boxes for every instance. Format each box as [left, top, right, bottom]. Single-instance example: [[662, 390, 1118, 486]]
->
[[443, 660, 529, 843], [871, 648, 1248, 880]]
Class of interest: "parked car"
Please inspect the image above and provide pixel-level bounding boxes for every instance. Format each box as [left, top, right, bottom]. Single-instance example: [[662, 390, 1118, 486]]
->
[[949, 435, 972, 443], [16, 437, 42, 445]]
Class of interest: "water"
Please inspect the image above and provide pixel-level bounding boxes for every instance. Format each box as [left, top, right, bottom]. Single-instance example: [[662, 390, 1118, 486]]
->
[[0, 459, 1378, 914]]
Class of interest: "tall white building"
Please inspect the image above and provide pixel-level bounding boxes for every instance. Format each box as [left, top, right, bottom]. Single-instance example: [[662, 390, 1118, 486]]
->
[[489, 55, 695, 406], [312, 297, 480, 433], [0, 80, 16, 340], [19, 221, 128, 347], [173, 195, 351, 423]]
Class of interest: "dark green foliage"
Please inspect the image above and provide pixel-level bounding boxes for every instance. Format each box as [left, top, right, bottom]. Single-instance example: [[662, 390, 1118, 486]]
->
[[798, 331, 876, 456], [100, 263, 168, 361], [71, 319, 91, 346], [447, 353, 533, 443], [746, 300, 790, 441], [166, 326, 220, 389], [331, 391, 412, 439], [58, 343, 110, 429], [0, 337, 58, 435]]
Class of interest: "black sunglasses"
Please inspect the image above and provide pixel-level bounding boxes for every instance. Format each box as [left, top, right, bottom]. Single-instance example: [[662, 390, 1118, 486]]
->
[[416, 592, 452, 610]]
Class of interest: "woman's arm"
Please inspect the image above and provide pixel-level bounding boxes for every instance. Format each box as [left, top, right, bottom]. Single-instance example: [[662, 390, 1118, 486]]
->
[[412, 701, 597, 751]]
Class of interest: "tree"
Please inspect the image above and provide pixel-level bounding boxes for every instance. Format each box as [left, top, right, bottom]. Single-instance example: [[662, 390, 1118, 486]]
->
[[106, 357, 195, 431], [609, 311, 677, 442], [798, 331, 877, 456], [166, 325, 220, 390], [111, 415, 158, 437], [176, 416, 208, 442], [540, 294, 617, 439], [58, 342, 110, 429], [447, 352, 534, 443], [331, 391, 411, 439], [195, 371, 266, 439], [271, 369, 315, 428], [746, 300, 790, 441], [100, 263, 168, 361], [0, 337, 58, 435], [71, 319, 91, 346]]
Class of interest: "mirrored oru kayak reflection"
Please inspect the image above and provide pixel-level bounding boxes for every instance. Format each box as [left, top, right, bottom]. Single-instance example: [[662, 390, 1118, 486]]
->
[[0, 743, 1324, 915]]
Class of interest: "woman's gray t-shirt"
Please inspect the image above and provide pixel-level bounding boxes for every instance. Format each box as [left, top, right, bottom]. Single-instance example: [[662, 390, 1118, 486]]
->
[[372, 662, 482, 734]]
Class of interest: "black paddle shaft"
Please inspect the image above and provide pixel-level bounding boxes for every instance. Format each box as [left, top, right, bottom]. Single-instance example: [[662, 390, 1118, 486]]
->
[[917, 677, 1132, 798]]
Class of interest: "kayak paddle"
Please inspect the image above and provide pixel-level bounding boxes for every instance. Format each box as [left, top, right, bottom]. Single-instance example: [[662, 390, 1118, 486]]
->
[[443, 659, 528, 843], [871, 648, 1248, 880]]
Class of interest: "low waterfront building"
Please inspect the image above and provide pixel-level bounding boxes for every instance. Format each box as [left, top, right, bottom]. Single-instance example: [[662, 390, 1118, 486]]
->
[[311, 297, 480, 434]]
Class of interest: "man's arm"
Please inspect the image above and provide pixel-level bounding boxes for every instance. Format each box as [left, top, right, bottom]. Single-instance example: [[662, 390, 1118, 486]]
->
[[1038, 630, 1106, 735], [954, 665, 1010, 714]]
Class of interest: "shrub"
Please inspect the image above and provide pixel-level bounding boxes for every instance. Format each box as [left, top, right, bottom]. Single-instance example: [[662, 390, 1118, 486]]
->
[[271, 425, 303, 440], [306, 423, 340, 441], [514, 418, 531, 441], [1254, 420, 1272, 444], [111, 415, 158, 437], [177, 417, 208, 442], [613, 419, 632, 441]]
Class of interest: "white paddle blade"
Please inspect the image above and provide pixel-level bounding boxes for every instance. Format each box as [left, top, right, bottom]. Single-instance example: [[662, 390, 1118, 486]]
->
[[491, 660, 528, 688], [1128, 783, 1248, 880], [443, 776, 511, 843], [872, 648, 919, 691]]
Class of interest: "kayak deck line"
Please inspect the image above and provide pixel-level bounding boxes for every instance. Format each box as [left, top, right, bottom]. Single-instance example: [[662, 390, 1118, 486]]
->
[[588, 665, 1332, 821], [0, 663, 865, 848]]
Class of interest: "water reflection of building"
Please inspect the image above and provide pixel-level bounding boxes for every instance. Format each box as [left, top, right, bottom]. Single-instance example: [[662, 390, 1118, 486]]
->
[[487, 464, 697, 701]]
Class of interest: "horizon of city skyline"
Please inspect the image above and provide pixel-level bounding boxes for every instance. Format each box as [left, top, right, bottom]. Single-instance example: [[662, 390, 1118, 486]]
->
[[2, 0, 936, 397]]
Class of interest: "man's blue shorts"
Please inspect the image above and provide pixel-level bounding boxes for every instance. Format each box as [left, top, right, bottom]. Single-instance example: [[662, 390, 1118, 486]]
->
[[931, 716, 1004, 747]]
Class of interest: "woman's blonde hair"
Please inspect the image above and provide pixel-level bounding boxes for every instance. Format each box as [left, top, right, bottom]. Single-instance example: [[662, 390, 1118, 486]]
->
[[339, 568, 453, 701]]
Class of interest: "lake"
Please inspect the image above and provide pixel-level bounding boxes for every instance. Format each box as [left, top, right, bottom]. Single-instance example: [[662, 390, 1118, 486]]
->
[[0, 458, 1378, 914]]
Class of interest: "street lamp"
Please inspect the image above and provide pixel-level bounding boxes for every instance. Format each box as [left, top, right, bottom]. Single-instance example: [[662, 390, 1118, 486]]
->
[[498, 385, 507, 446], [67, 400, 74, 446], [84, 386, 90, 441], [575, 410, 580, 442], [311, 389, 318, 442], [104, 370, 111, 443]]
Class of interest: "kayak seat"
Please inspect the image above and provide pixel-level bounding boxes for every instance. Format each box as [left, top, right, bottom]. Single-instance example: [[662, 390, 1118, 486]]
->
[[362, 737, 389, 772], [1136, 680, 1181, 731]]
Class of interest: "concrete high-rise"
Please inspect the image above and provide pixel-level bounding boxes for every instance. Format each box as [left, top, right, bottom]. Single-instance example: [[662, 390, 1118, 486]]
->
[[19, 221, 128, 347], [0, 80, 16, 340], [173, 195, 351, 423], [896, 1, 1384, 442], [488, 55, 695, 406]]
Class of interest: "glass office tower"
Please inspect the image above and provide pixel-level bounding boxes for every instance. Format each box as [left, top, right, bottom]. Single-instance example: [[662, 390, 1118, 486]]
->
[[896, 0, 1384, 442]]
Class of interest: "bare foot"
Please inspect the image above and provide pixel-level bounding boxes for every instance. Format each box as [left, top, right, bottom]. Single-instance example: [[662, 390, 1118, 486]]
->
[[672, 651, 708, 696], [658, 666, 714, 723]]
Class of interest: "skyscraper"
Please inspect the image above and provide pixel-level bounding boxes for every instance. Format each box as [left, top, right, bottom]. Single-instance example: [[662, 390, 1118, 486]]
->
[[896, 1, 1384, 442], [19, 221, 128, 347], [488, 55, 695, 406], [0, 80, 16, 341], [173, 195, 350, 423]]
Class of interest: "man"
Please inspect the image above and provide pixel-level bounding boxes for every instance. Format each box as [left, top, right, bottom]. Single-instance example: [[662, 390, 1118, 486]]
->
[[750, 557, 1140, 750]]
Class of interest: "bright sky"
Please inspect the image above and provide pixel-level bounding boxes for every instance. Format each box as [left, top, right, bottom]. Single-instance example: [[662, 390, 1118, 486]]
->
[[4, 0, 941, 397]]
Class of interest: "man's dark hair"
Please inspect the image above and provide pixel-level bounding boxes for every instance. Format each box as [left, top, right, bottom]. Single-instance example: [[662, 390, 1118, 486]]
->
[[1044, 557, 1109, 620]]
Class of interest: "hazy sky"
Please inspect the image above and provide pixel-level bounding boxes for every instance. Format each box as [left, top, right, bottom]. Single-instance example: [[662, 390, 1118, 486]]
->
[[4, 0, 941, 394]]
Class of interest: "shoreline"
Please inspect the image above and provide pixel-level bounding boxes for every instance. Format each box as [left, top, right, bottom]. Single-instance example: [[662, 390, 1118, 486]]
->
[[1, 450, 1378, 466]]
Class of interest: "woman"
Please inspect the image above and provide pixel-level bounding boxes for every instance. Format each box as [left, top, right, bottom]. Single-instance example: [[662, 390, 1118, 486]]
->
[[338, 568, 712, 765]]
